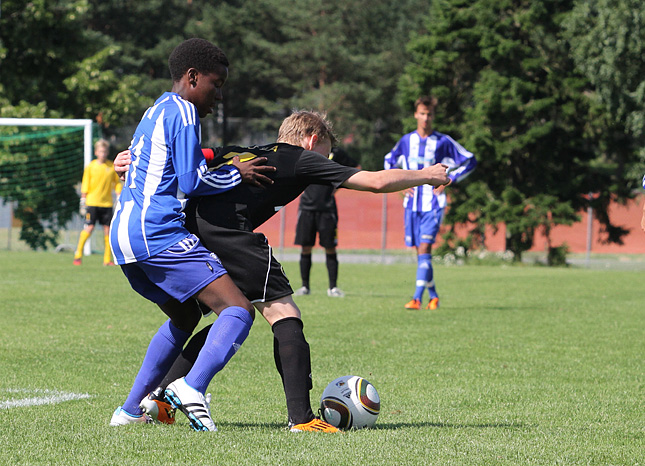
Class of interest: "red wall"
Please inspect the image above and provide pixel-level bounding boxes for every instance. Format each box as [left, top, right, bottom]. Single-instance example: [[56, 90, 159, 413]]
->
[[260, 190, 645, 254]]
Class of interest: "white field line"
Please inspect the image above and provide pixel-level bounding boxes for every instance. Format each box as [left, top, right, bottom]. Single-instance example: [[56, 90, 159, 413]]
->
[[0, 389, 91, 409]]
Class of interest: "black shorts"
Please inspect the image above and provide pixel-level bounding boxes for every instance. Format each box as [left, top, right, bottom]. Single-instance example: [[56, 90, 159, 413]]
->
[[85, 206, 113, 226], [294, 210, 338, 248], [190, 220, 293, 303]]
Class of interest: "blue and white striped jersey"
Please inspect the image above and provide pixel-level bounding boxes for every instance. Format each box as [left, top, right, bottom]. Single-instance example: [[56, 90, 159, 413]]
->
[[109, 92, 241, 264], [384, 131, 477, 212]]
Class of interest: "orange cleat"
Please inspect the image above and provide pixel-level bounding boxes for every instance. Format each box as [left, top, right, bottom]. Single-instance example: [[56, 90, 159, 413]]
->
[[290, 418, 340, 433], [404, 298, 421, 310], [103, 261, 116, 266], [140, 395, 176, 425], [426, 297, 440, 310], [73, 258, 82, 266]]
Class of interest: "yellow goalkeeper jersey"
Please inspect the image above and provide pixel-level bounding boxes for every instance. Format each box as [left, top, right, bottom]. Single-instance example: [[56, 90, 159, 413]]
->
[[81, 159, 123, 207]]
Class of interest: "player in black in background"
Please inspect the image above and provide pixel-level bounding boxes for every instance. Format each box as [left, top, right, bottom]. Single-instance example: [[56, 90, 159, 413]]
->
[[294, 147, 360, 298], [115, 111, 450, 432]]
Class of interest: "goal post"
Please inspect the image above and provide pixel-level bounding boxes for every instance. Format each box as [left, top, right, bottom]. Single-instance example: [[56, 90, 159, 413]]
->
[[0, 118, 96, 253], [0, 118, 94, 167]]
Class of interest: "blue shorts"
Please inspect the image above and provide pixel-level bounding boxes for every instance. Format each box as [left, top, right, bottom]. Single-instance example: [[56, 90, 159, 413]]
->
[[120, 234, 227, 305], [404, 209, 444, 247]]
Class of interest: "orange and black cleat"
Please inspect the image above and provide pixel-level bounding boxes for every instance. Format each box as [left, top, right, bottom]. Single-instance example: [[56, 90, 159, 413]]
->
[[290, 418, 340, 433], [426, 297, 440, 310], [404, 298, 421, 310], [140, 393, 176, 425]]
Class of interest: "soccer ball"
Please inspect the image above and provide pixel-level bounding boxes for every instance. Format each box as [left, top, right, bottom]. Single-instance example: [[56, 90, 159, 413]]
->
[[320, 375, 380, 429]]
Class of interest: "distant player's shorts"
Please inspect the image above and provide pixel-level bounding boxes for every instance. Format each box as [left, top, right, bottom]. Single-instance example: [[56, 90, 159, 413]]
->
[[85, 206, 113, 226], [404, 209, 444, 247], [187, 221, 292, 303], [120, 234, 227, 305], [294, 210, 338, 248]]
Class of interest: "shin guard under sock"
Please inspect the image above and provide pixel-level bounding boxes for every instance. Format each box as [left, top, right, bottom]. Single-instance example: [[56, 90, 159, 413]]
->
[[272, 317, 314, 425], [184, 306, 253, 394], [122, 319, 190, 415], [159, 324, 210, 390]]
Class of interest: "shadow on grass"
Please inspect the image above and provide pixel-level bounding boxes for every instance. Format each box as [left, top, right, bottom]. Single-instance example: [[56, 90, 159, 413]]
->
[[376, 421, 526, 429], [212, 420, 526, 430]]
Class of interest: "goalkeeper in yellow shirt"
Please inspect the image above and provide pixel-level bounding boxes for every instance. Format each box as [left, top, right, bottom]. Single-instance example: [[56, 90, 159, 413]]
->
[[73, 139, 123, 266]]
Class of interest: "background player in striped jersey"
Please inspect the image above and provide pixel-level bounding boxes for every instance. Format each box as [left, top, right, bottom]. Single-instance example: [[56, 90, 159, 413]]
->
[[115, 110, 450, 432], [73, 139, 122, 266], [108, 38, 273, 431], [384, 96, 477, 310]]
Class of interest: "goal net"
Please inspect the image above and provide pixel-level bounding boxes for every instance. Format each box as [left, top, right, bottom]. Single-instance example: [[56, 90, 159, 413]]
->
[[0, 118, 98, 251]]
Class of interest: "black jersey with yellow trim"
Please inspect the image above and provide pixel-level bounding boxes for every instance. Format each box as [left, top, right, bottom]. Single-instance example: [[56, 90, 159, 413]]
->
[[190, 143, 360, 232]]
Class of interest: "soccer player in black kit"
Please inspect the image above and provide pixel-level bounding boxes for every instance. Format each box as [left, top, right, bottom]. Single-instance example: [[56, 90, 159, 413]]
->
[[116, 110, 450, 432]]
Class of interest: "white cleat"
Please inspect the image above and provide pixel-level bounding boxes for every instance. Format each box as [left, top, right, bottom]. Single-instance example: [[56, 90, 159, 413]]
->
[[327, 287, 345, 298], [109, 406, 152, 426], [294, 286, 310, 296], [165, 378, 217, 432]]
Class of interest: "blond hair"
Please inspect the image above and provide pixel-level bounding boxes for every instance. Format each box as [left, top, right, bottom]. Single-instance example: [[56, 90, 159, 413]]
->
[[94, 138, 110, 151], [277, 110, 338, 147]]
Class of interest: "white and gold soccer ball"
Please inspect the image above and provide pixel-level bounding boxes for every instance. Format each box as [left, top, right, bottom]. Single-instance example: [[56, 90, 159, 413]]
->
[[320, 375, 380, 429]]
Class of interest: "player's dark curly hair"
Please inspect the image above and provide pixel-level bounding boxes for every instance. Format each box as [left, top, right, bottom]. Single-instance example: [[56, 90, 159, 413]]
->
[[168, 38, 229, 82]]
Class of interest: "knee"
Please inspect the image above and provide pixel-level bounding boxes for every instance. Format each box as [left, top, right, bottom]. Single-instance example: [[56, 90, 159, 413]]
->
[[244, 306, 255, 322], [169, 301, 201, 333]]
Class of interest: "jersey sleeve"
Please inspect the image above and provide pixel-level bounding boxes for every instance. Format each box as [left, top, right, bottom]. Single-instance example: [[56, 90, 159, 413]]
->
[[437, 135, 477, 183], [296, 150, 361, 188], [173, 125, 241, 196], [384, 139, 404, 170]]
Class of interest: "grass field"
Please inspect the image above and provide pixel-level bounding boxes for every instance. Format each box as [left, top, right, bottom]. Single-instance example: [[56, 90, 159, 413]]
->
[[0, 250, 642, 465]]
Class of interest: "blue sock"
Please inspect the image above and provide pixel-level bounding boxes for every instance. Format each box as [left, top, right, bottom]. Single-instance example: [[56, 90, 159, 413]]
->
[[122, 320, 190, 415], [424, 254, 439, 299], [185, 306, 253, 394], [414, 254, 433, 300]]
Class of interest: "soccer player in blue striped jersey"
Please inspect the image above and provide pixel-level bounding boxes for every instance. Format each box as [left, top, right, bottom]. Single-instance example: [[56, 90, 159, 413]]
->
[[384, 96, 477, 310], [108, 38, 273, 431]]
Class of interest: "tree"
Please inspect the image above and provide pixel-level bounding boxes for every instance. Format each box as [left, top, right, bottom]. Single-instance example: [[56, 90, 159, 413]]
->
[[187, 0, 429, 168], [398, 0, 623, 261], [563, 0, 645, 242], [0, 0, 147, 249]]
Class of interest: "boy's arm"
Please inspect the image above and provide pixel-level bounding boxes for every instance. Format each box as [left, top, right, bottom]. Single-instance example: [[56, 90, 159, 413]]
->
[[113, 148, 275, 187], [342, 164, 450, 193], [203, 147, 275, 187]]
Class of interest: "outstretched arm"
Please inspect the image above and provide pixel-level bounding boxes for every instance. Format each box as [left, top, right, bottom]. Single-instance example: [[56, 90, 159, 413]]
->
[[342, 164, 450, 193]]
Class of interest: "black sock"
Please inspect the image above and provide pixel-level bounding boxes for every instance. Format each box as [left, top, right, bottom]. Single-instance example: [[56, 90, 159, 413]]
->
[[299, 254, 312, 289], [326, 253, 338, 289], [272, 317, 314, 425], [158, 324, 211, 390]]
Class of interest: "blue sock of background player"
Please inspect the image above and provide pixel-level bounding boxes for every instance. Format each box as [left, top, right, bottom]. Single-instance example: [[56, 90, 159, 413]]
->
[[414, 253, 437, 301]]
